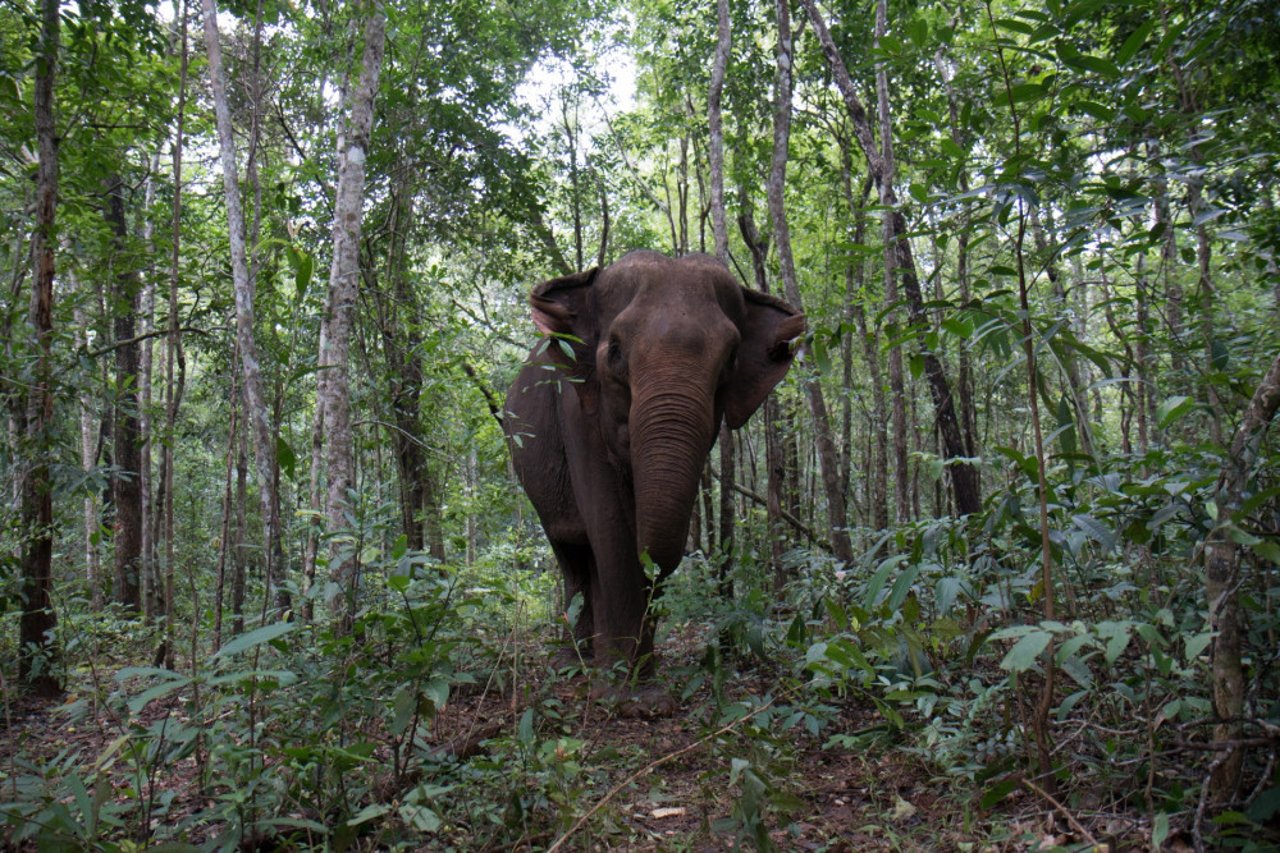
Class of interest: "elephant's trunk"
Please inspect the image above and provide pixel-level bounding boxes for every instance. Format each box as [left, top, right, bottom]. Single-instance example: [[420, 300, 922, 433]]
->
[[630, 381, 716, 573]]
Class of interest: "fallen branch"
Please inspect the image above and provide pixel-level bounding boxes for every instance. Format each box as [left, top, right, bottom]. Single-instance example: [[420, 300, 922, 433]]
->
[[1020, 774, 1100, 848]]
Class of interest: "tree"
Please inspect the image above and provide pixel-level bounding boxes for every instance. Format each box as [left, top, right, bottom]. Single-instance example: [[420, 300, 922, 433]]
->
[[768, 0, 854, 564], [321, 0, 387, 619], [16, 0, 61, 697], [200, 0, 288, 613], [104, 175, 143, 612]]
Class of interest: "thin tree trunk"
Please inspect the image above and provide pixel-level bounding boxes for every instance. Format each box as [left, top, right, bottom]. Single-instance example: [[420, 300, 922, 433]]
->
[[373, 191, 446, 562], [232, 421, 249, 635], [708, 0, 730, 261], [739, 208, 790, 584], [105, 176, 143, 612], [1204, 352, 1280, 801], [320, 2, 387, 620], [139, 155, 160, 620], [162, 0, 189, 663], [936, 47, 978, 465], [769, 0, 854, 563], [18, 0, 61, 696], [213, 353, 240, 652], [74, 293, 102, 607], [872, 0, 910, 524], [201, 0, 288, 614], [708, 0, 734, 595]]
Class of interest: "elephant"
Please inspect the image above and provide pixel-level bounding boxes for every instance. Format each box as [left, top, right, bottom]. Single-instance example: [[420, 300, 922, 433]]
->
[[503, 250, 805, 710]]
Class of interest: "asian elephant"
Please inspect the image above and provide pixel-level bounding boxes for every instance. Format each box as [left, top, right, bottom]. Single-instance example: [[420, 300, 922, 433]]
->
[[504, 250, 804, 707]]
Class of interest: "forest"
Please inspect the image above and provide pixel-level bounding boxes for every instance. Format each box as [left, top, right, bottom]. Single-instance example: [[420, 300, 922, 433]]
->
[[1, 0, 1278, 847]]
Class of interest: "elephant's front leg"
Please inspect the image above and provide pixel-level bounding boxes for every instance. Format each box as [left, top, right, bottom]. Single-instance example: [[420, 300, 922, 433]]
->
[[588, 544, 655, 676]]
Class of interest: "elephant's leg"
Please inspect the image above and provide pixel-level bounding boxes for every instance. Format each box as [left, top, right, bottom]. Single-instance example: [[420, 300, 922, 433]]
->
[[588, 543, 656, 677], [550, 540, 595, 659]]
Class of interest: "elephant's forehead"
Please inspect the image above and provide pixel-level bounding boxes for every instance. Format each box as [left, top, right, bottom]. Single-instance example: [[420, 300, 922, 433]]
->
[[597, 256, 744, 322]]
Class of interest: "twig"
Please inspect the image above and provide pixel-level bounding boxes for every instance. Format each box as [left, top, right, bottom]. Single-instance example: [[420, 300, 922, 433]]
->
[[547, 695, 779, 852], [1021, 774, 1101, 848]]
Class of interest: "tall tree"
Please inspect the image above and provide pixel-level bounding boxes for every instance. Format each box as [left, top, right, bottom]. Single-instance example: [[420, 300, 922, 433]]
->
[[17, 0, 61, 696], [201, 0, 288, 613], [1204, 351, 1280, 800], [104, 176, 143, 612], [768, 0, 854, 564], [321, 1, 387, 618]]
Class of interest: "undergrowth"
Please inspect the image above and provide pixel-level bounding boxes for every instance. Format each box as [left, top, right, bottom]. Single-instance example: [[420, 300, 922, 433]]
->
[[2, 458, 1278, 850]]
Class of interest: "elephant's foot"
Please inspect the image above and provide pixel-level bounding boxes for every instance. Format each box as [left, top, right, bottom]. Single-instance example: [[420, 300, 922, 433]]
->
[[589, 680, 677, 718]]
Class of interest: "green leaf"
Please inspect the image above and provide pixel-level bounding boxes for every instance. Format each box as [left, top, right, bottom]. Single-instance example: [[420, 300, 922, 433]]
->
[[346, 803, 391, 827], [1252, 540, 1280, 564], [940, 138, 966, 159], [1007, 82, 1044, 104], [1185, 630, 1214, 663], [213, 621, 296, 661], [887, 564, 921, 610], [980, 776, 1019, 808], [277, 436, 297, 478], [862, 555, 905, 609], [1116, 19, 1156, 66], [1000, 630, 1052, 672], [1056, 42, 1120, 78], [1156, 395, 1195, 429], [907, 17, 928, 47], [1152, 811, 1170, 848], [518, 707, 535, 745]]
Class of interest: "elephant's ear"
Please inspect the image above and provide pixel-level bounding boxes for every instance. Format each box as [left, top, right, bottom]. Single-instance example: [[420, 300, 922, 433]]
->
[[723, 289, 806, 429], [529, 267, 602, 408]]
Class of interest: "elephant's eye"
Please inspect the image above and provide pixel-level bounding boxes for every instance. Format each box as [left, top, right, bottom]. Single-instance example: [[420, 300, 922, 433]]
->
[[721, 345, 739, 383], [607, 338, 627, 375]]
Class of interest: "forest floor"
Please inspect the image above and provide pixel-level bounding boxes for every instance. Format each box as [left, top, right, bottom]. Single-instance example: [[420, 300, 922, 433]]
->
[[0, 619, 1173, 851]]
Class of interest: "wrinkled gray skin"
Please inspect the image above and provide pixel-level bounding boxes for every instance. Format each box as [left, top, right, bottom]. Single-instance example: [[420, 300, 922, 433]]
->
[[504, 251, 804, 708]]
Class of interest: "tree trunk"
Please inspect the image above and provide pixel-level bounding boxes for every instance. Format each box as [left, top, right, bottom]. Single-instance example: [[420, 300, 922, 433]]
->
[[201, 0, 288, 614], [213, 354, 239, 652], [232, 422, 249, 635], [17, 0, 61, 696], [1204, 352, 1280, 801], [162, 0, 189, 664], [373, 192, 446, 562], [769, 0, 854, 563], [139, 156, 160, 620], [708, 0, 730, 262], [321, 2, 387, 620], [73, 293, 102, 608], [105, 176, 143, 612], [739, 208, 791, 584]]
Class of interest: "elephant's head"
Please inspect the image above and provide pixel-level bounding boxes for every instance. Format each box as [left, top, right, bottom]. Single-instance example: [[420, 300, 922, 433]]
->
[[528, 250, 805, 573]]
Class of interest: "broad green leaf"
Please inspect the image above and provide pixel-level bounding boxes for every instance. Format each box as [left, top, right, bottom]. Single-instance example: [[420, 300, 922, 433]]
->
[[1116, 19, 1155, 65], [1156, 395, 1195, 429], [346, 803, 391, 827], [1000, 630, 1052, 672], [1056, 42, 1120, 78], [1185, 631, 1214, 662], [213, 621, 296, 660], [1152, 812, 1170, 848], [887, 564, 921, 611], [980, 776, 1019, 808]]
